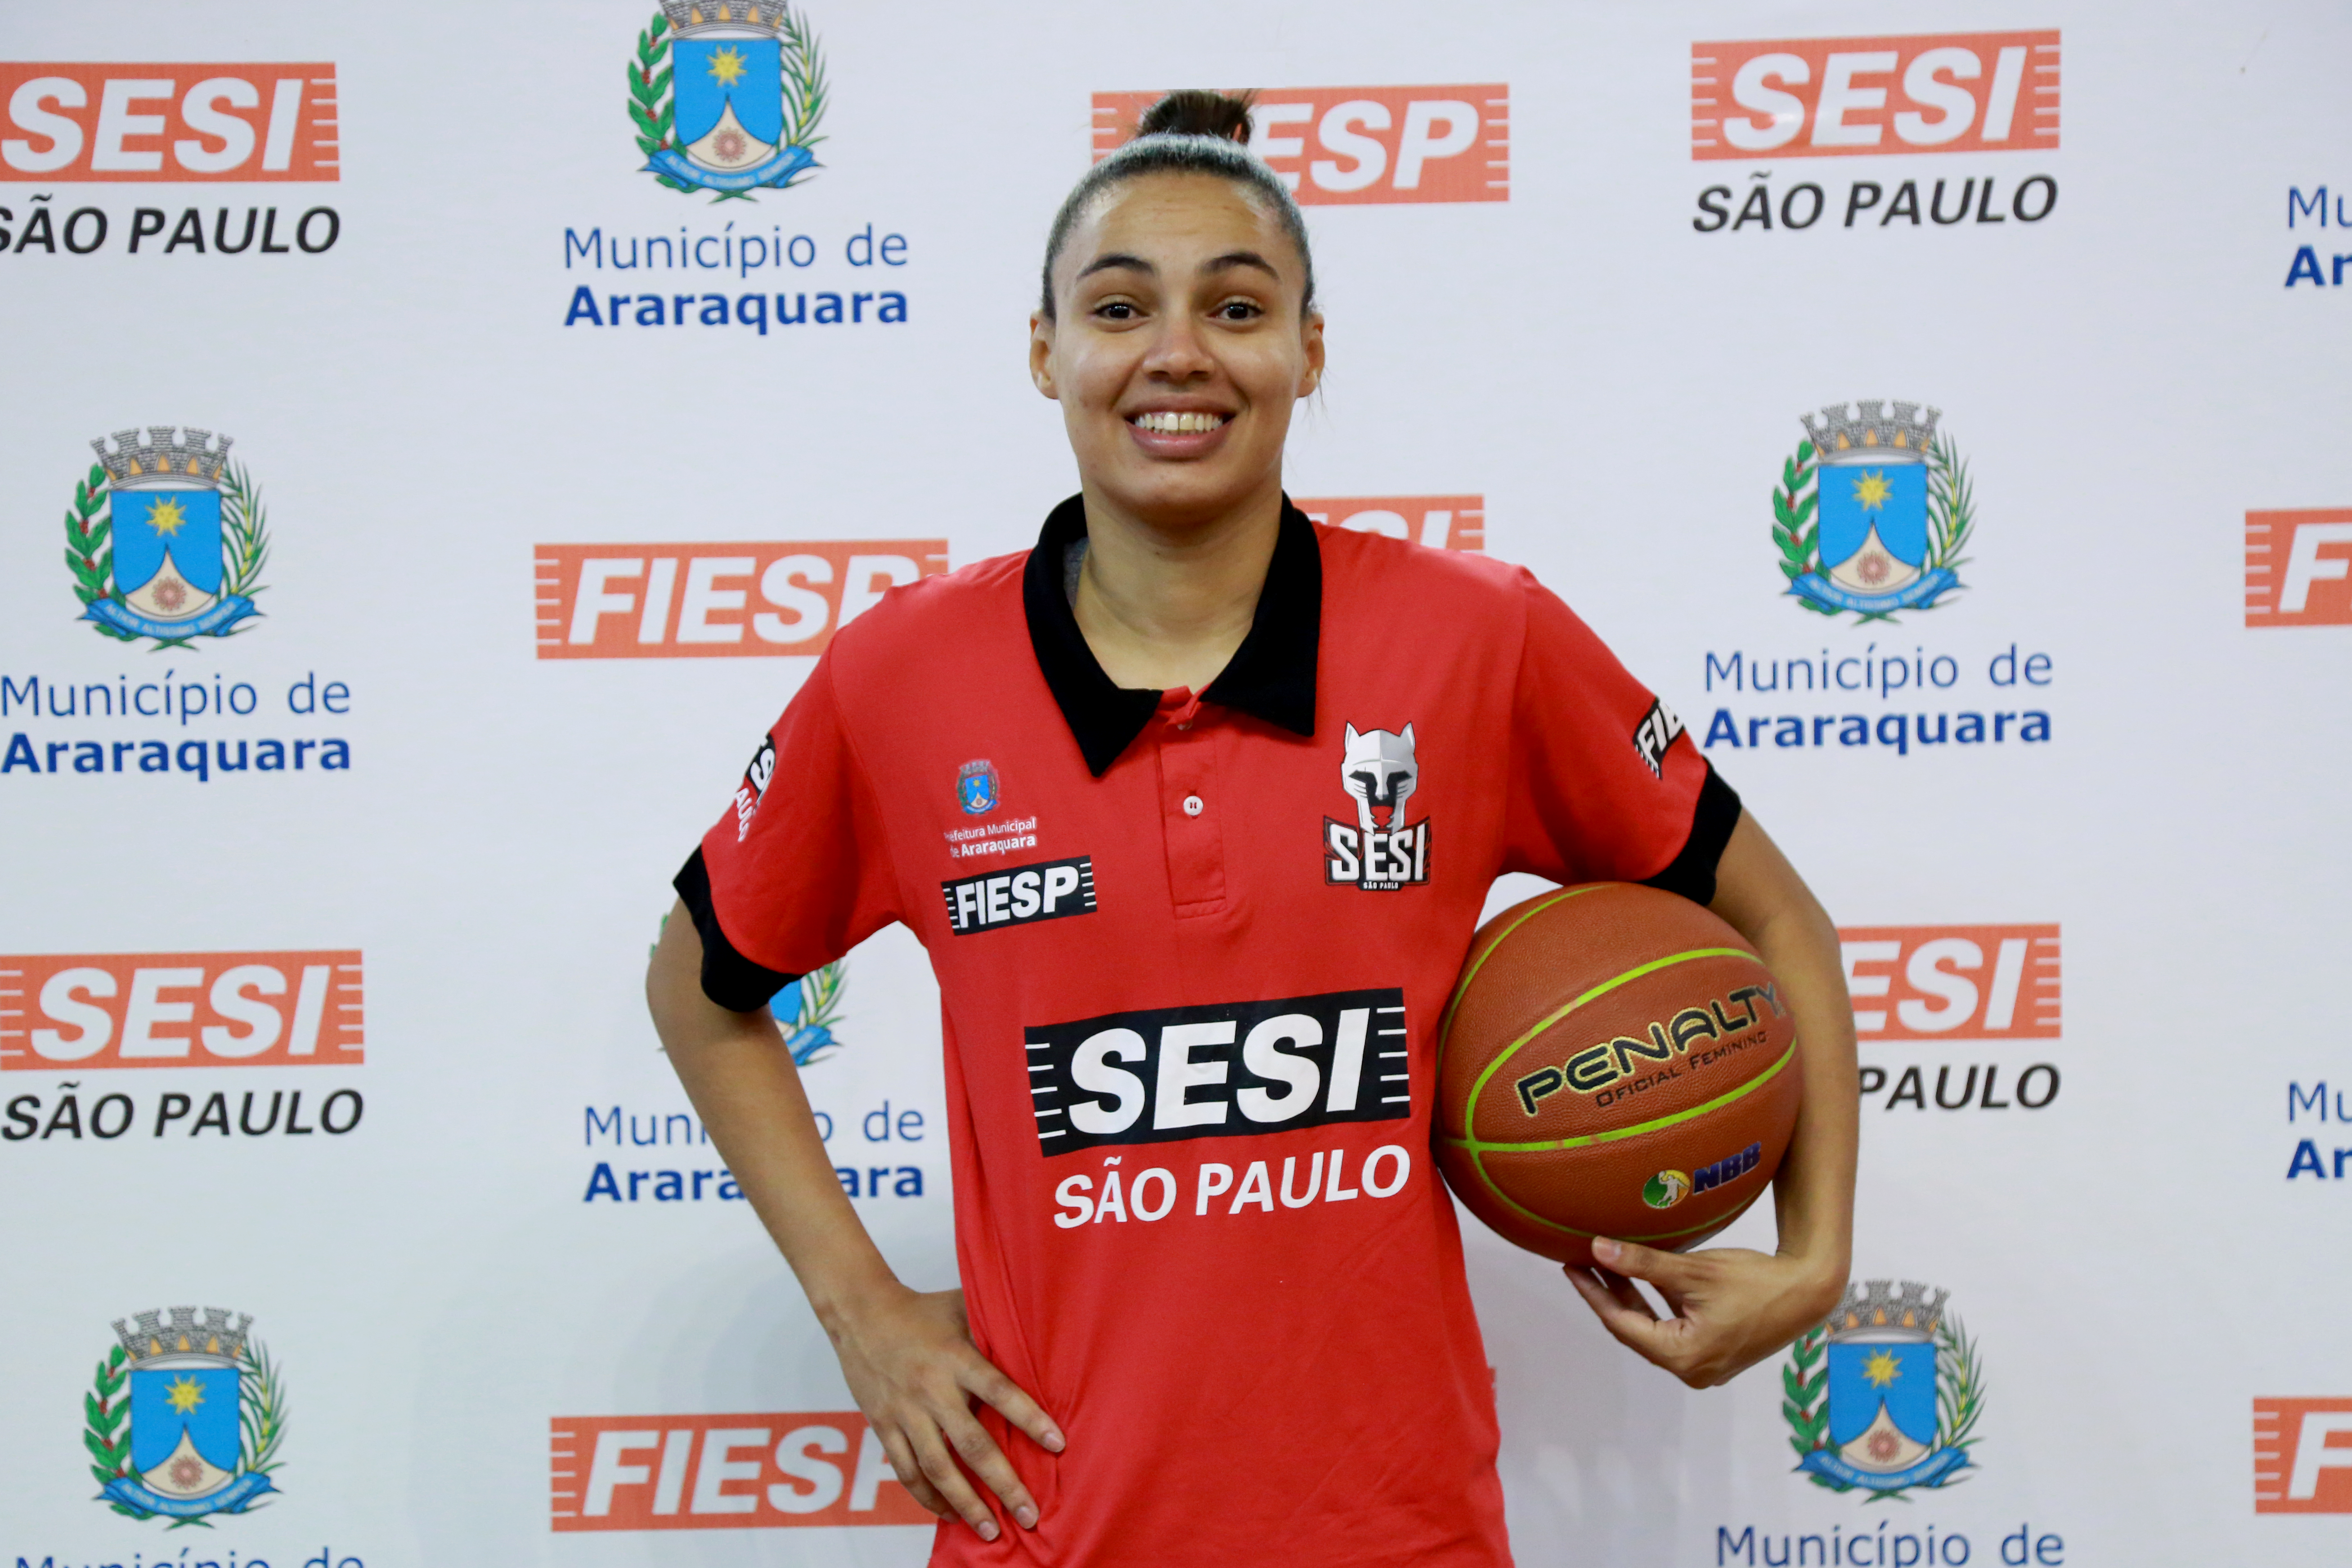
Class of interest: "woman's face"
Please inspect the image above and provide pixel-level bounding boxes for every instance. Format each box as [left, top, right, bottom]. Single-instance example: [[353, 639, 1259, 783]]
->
[[1032, 172, 1323, 528]]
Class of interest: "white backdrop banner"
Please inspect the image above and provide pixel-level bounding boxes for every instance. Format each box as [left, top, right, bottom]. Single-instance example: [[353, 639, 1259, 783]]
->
[[4, 2, 2349, 1565]]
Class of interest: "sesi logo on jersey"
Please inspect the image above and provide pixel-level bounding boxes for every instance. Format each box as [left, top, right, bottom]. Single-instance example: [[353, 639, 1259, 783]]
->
[[2245, 510, 2352, 627], [1692, 32, 2059, 161], [1327, 723, 1430, 891], [1028, 988, 1410, 1154], [0, 951, 364, 1070], [941, 856, 1096, 935], [535, 540, 948, 659], [1094, 86, 1508, 205], [1295, 494, 1485, 552], [1, 64, 338, 181]]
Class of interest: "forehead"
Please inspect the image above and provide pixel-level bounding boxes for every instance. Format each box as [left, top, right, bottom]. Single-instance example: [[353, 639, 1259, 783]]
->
[[1061, 171, 1297, 281]]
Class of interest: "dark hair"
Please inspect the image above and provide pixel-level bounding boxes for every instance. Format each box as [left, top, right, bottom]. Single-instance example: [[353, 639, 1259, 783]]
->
[[1039, 89, 1317, 321]]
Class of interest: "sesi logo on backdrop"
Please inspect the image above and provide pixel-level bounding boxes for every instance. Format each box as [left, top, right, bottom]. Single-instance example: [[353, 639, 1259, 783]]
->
[[2255, 1398, 2352, 1513], [0, 61, 341, 261], [0, 62, 337, 182], [2, 951, 364, 1071], [1093, 87, 1508, 205], [1295, 495, 1485, 552], [2245, 509, 2352, 626], [1690, 31, 2060, 237], [2, 952, 366, 1145], [551, 1411, 929, 1529], [1840, 925, 2062, 1116], [534, 540, 948, 658]]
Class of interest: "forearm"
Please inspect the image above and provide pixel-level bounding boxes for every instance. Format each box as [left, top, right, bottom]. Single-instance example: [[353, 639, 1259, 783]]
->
[[647, 900, 898, 1329], [1709, 814, 1858, 1285]]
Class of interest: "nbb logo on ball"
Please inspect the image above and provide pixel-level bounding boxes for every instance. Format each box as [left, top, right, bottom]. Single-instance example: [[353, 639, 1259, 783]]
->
[[1690, 31, 2059, 236], [1295, 496, 1484, 552], [535, 541, 948, 659], [2245, 510, 2352, 627], [552, 1412, 928, 1529], [1093, 87, 1507, 204]]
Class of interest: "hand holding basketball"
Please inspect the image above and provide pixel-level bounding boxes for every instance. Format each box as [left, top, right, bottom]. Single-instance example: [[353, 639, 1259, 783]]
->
[[1566, 1236, 1846, 1389]]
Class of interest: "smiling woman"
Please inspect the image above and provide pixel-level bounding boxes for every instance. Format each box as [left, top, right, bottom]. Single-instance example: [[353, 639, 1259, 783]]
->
[[650, 87, 1860, 1568]]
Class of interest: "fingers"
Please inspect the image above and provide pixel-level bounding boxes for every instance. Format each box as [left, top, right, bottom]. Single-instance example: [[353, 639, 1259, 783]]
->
[[968, 1360, 1068, 1455], [907, 1419, 1005, 1541], [1592, 1236, 1701, 1293], [875, 1427, 952, 1521]]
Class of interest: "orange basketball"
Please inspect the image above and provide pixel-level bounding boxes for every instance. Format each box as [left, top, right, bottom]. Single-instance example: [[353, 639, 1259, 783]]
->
[[1435, 883, 1803, 1268]]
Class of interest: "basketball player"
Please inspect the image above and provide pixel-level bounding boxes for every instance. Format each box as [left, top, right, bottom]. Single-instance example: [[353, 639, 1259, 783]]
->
[[648, 91, 1858, 1567]]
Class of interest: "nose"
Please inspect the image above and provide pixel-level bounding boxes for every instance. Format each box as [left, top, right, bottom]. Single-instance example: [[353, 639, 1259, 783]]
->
[[1140, 308, 1215, 383]]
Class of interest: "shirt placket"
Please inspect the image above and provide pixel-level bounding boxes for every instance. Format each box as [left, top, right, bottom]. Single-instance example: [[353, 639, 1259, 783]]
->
[[1155, 692, 1226, 919]]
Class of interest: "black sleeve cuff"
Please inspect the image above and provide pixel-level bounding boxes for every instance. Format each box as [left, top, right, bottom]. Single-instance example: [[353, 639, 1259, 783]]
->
[[1641, 765, 1742, 908], [673, 846, 800, 1012]]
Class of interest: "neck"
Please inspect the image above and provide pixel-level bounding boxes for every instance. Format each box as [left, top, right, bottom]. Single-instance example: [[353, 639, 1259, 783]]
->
[[1072, 473, 1283, 693]]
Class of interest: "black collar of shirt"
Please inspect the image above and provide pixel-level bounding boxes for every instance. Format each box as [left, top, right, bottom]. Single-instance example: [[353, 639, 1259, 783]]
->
[[1022, 493, 1321, 777]]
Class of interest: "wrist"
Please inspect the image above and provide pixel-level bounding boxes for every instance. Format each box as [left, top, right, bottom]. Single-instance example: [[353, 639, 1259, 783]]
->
[[801, 1254, 907, 1342]]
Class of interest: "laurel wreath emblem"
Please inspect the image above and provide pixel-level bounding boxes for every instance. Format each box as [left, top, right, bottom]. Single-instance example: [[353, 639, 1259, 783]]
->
[[1781, 1313, 1986, 1502], [628, 6, 830, 201], [86, 1337, 288, 1526], [1772, 432, 1974, 624], [785, 959, 847, 1066], [63, 460, 271, 650]]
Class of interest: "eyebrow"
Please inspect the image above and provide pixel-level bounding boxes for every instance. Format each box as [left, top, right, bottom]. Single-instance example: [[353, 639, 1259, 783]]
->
[[1073, 250, 1284, 283]]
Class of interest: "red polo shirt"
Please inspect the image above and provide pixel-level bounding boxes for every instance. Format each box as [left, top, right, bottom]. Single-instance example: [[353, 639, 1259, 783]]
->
[[678, 496, 1736, 1568]]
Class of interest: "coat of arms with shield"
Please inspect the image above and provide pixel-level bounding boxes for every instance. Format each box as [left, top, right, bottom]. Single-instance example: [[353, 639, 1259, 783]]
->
[[629, 2, 828, 197], [1773, 402, 1974, 623], [67, 429, 268, 648], [1783, 1279, 1985, 1499], [86, 1307, 287, 1522]]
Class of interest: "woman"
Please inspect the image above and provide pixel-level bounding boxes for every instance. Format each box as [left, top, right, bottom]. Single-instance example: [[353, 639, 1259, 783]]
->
[[648, 90, 1857, 1567]]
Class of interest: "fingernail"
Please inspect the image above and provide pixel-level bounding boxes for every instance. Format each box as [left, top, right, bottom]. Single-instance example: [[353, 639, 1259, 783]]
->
[[978, 1519, 1000, 1542], [1593, 1238, 1621, 1263], [1017, 1505, 1039, 1528], [1043, 1429, 1066, 1452]]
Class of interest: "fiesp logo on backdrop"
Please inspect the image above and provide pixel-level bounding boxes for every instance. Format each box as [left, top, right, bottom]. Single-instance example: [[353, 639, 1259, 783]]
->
[[1093, 87, 1507, 204], [534, 541, 949, 659], [1841, 925, 2062, 1115], [551, 1412, 929, 1529], [1690, 31, 2059, 237], [2256, 1398, 2352, 1512], [2245, 510, 2352, 626], [3, 952, 365, 1145], [1, 62, 340, 260], [1294, 496, 1484, 552]]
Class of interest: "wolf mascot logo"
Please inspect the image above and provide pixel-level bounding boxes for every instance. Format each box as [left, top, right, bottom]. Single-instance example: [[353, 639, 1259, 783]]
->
[[1326, 723, 1430, 890]]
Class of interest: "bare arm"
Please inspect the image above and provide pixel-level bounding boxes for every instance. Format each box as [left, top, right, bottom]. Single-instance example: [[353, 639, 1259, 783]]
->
[[1565, 811, 1858, 1386], [646, 900, 1062, 1539]]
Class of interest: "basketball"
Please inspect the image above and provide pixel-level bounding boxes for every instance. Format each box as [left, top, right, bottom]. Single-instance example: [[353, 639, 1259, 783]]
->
[[1436, 883, 1804, 1268]]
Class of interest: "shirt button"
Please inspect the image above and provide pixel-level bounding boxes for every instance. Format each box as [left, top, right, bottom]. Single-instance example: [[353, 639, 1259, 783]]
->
[[1182, 795, 1204, 817]]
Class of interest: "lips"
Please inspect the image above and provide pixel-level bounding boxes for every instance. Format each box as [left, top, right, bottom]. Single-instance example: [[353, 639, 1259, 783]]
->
[[1128, 410, 1229, 434]]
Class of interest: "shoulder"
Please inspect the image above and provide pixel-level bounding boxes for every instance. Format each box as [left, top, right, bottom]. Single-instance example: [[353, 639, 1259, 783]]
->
[[1314, 522, 1546, 618], [824, 544, 1030, 670]]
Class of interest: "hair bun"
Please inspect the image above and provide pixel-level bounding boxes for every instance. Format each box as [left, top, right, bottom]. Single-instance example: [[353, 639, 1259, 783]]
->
[[1136, 89, 1257, 144]]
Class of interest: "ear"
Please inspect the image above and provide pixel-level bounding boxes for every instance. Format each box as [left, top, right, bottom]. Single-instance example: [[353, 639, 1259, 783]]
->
[[1029, 310, 1059, 400], [1345, 723, 1360, 746], [1297, 308, 1325, 398], [1401, 723, 1415, 745]]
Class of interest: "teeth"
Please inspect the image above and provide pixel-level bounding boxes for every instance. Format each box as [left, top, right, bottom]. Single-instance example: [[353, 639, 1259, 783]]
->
[[1134, 412, 1225, 434]]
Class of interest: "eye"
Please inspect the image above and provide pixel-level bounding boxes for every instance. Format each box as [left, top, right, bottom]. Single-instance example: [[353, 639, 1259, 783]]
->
[[1213, 298, 1263, 322], [1092, 299, 1140, 321]]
